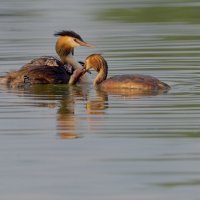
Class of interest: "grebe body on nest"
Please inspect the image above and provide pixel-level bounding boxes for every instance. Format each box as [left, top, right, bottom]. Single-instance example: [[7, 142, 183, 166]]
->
[[82, 54, 170, 92], [0, 30, 95, 87]]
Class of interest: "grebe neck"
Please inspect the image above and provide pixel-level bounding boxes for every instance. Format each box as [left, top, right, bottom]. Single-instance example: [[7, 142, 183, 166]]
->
[[66, 53, 88, 83], [55, 37, 73, 62], [56, 38, 87, 82], [63, 53, 82, 70], [94, 61, 108, 86]]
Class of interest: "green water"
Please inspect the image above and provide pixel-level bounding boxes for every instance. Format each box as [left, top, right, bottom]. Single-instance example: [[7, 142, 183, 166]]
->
[[98, 6, 200, 23]]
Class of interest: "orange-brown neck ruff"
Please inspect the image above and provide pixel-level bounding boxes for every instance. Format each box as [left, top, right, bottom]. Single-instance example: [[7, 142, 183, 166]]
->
[[55, 36, 73, 61]]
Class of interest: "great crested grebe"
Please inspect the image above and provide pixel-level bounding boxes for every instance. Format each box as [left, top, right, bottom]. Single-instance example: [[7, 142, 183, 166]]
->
[[0, 30, 95, 87], [82, 54, 171, 92]]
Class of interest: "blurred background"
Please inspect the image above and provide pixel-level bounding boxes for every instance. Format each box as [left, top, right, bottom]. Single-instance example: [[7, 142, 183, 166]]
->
[[0, 0, 200, 200]]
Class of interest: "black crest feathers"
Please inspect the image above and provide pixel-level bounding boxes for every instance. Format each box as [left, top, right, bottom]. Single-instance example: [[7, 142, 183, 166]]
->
[[54, 30, 84, 41]]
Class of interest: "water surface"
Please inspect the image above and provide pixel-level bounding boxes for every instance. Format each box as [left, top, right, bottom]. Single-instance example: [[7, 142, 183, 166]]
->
[[0, 0, 200, 199]]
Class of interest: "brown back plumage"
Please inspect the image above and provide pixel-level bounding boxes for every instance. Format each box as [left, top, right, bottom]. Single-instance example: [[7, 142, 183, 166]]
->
[[0, 56, 72, 87]]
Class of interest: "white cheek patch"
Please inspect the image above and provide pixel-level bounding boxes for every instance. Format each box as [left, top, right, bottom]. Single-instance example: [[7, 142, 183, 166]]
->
[[67, 37, 80, 47]]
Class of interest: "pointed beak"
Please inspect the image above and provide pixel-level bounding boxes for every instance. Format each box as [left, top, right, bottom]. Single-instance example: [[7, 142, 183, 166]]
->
[[82, 67, 91, 74], [76, 39, 96, 48], [79, 62, 91, 74]]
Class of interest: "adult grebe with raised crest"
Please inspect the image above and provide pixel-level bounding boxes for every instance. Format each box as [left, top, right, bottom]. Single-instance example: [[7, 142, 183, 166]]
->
[[0, 30, 95, 87]]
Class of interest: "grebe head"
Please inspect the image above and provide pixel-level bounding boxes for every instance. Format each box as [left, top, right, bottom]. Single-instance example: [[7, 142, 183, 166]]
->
[[83, 54, 108, 73], [54, 30, 95, 59], [83, 54, 108, 86]]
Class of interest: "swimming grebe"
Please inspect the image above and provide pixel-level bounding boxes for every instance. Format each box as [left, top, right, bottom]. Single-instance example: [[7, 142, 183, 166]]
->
[[82, 54, 171, 92], [0, 30, 95, 87]]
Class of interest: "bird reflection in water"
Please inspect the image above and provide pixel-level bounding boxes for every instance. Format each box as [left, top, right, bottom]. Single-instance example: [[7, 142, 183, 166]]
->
[[30, 85, 88, 139], [0, 73, 169, 139], [56, 97, 79, 139], [85, 90, 108, 115], [83, 89, 109, 135], [0, 84, 108, 139]]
